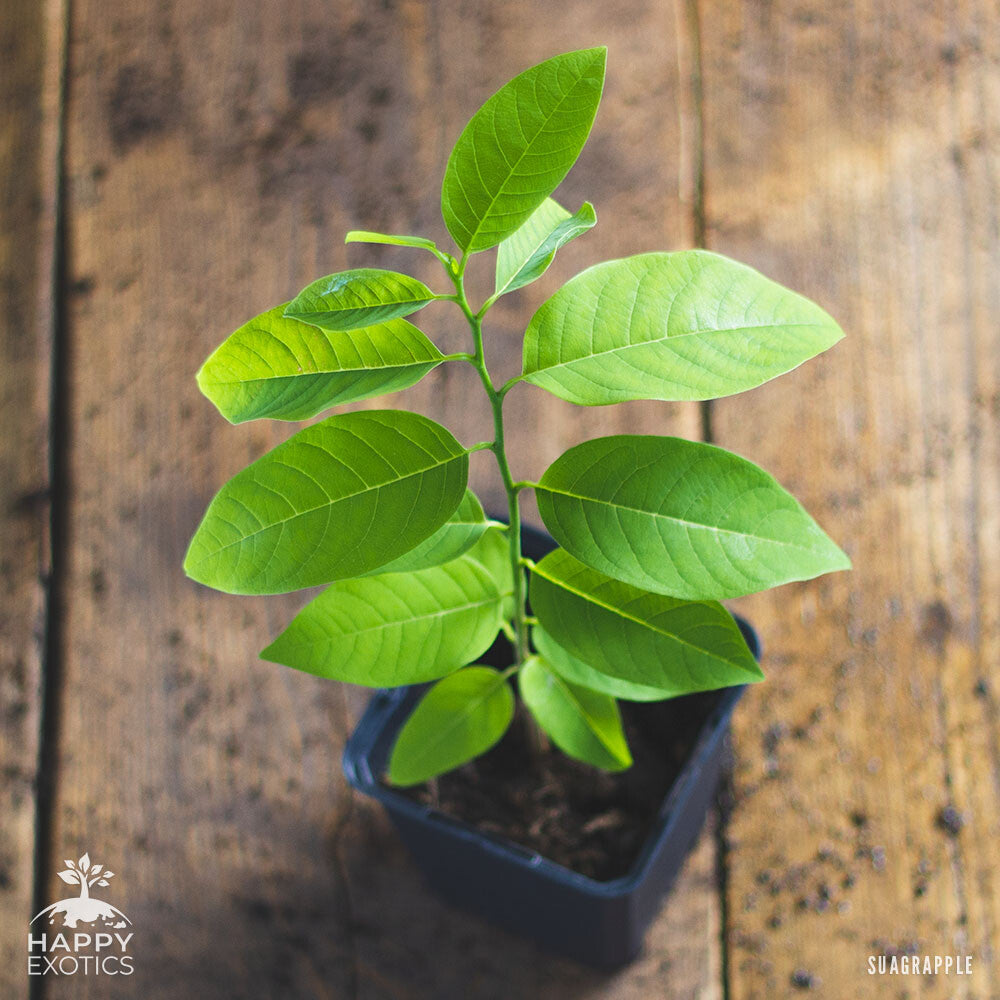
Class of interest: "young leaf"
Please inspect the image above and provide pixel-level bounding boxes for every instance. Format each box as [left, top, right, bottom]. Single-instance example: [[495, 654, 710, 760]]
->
[[184, 410, 469, 594], [79, 853, 90, 870], [196, 307, 445, 423], [388, 667, 514, 786], [530, 549, 763, 696], [97, 879, 110, 887], [441, 48, 606, 253], [345, 231, 439, 252], [261, 532, 510, 686], [365, 489, 490, 575], [519, 656, 631, 770], [494, 199, 596, 296], [536, 435, 850, 600], [532, 624, 669, 702], [57, 870, 79, 885], [520, 251, 844, 405], [285, 269, 436, 331]]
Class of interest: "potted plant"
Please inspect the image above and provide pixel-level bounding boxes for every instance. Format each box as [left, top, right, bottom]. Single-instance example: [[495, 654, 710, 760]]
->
[[184, 47, 849, 967]]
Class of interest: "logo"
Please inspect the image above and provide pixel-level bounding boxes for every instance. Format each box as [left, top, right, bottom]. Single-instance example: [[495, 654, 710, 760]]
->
[[28, 853, 134, 977]]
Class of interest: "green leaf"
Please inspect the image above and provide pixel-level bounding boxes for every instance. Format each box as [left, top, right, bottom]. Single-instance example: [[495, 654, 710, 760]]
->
[[520, 251, 844, 404], [196, 306, 445, 423], [519, 656, 631, 770], [532, 625, 669, 702], [388, 667, 514, 786], [494, 199, 596, 296], [441, 48, 606, 253], [365, 489, 490, 574], [184, 410, 468, 594], [536, 435, 850, 600], [530, 549, 763, 696], [262, 533, 511, 686], [345, 230, 439, 252], [463, 523, 515, 618], [285, 269, 436, 331]]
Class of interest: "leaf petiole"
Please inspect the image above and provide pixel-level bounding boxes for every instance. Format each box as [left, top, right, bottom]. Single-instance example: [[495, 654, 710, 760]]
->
[[476, 293, 500, 319], [498, 374, 523, 398]]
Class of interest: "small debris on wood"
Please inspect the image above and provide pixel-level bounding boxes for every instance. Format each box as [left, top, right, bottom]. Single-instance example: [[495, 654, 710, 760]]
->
[[849, 810, 868, 829], [936, 805, 964, 837], [790, 968, 818, 989]]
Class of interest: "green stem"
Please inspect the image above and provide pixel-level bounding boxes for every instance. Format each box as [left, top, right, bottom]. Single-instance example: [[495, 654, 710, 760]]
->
[[449, 262, 530, 670]]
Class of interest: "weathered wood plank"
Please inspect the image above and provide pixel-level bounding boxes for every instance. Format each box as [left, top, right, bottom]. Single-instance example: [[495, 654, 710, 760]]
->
[[701, 0, 1000, 994], [45, 1, 719, 996], [0, 0, 64, 992]]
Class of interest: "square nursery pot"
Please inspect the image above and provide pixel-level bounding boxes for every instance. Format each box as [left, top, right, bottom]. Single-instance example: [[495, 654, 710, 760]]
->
[[342, 524, 761, 969]]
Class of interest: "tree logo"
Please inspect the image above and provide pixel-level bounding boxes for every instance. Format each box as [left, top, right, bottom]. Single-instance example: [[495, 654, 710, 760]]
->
[[28, 852, 134, 977]]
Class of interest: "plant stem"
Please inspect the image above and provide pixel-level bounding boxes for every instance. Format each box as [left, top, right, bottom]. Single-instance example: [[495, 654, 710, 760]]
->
[[449, 266, 529, 670], [448, 260, 549, 757]]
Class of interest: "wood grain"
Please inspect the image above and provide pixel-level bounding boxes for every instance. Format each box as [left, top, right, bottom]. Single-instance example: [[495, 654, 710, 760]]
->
[[0, 0, 65, 992], [700, 0, 1000, 995], [43, 1, 718, 997]]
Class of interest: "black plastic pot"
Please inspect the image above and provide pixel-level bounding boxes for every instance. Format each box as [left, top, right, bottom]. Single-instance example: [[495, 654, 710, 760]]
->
[[342, 525, 761, 969]]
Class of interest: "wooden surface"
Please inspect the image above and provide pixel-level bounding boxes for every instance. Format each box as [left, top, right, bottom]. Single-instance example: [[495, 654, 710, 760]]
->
[[2, 1, 996, 998], [703, 1, 1000, 995], [0, 0, 64, 993]]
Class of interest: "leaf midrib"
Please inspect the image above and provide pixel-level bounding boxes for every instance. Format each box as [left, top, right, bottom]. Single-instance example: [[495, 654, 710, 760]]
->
[[191, 450, 466, 564], [539, 660, 626, 763], [534, 627, 667, 699], [524, 320, 836, 379], [534, 563, 755, 672], [291, 591, 504, 643], [288, 293, 435, 319], [400, 671, 509, 777], [460, 54, 601, 250], [200, 356, 440, 388], [495, 206, 570, 295], [287, 272, 435, 318], [536, 482, 825, 553]]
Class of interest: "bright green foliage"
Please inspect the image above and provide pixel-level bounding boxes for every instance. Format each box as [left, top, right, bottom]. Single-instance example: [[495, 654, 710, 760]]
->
[[262, 531, 511, 686], [345, 231, 439, 252], [530, 549, 764, 696], [537, 435, 850, 600], [285, 269, 436, 331], [187, 49, 848, 787], [520, 251, 844, 405], [197, 306, 444, 423], [184, 410, 468, 594], [466, 524, 516, 619], [519, 656, 631, 770], [532, 625, 669, 702], [441, 48, 606, 252], [495, 199, 596, 296], [388, 667, 515, 786], [366, 489, 490, 575]]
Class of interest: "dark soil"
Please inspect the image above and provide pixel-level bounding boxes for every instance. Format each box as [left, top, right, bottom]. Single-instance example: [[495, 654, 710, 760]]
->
[[401, 690, 722, 882]]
